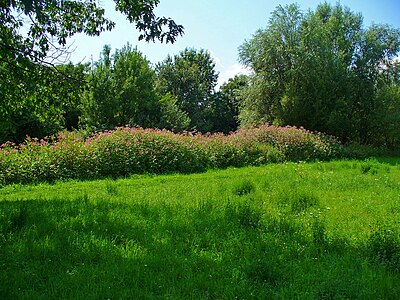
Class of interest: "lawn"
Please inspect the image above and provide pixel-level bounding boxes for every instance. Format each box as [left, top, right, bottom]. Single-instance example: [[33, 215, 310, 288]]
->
[[1, 158, 400, 299]]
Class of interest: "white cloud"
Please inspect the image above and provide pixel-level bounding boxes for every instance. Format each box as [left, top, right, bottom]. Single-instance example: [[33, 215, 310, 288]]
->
[[217, 64, 253, 89], [209, 50, 225, 69], [208, 51, 253, 90]]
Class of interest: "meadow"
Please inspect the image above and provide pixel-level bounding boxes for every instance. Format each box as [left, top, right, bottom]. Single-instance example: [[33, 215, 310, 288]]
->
[[1, 158, 400, 299]]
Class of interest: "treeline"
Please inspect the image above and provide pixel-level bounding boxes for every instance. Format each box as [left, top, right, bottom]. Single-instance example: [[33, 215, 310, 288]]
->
[[1, 2, 400, 148], [0, 44, 245, 144]]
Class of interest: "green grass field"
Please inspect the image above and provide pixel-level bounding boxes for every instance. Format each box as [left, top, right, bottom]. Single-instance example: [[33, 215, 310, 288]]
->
[[1, 158, 400, 299]]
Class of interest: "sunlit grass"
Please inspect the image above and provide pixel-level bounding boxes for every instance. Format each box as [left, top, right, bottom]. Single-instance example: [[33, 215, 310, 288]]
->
[[1, 158, 400, 298]]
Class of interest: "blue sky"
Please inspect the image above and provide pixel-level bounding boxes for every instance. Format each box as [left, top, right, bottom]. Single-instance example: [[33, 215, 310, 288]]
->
[[68, 0, 400, 87]]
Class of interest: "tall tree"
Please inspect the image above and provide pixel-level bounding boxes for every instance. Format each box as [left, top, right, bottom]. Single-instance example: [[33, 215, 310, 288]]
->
[[155, 48, 219, 132], [239, 3, 400, 144], [82, 44, 160, 130]]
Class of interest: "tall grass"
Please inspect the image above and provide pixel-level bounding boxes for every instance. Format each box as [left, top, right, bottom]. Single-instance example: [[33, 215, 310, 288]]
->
[[0, 124, 343, 185], [1, 159, 400, 298]]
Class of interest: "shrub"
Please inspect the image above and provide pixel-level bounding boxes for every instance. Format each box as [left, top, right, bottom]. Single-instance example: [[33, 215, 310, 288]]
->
[[0, 124, 343, 185], [237, 124, 343, 161]]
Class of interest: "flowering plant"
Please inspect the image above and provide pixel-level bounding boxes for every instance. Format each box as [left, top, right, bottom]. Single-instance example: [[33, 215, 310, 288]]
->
[[0, 124, 343, 185]]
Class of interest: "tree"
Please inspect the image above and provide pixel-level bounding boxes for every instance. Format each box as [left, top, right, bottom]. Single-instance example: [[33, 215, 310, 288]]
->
[[82, 44, 160, 130], [1, 0, 183, 66], [155, 48, 219, 132], [1, 0, 184, 142], [239, 3, 400, 144], [158, 93, 191, 132], [212, 74, 249, 133], [372, 64, 400, 148], [0, 61, 87, 144]]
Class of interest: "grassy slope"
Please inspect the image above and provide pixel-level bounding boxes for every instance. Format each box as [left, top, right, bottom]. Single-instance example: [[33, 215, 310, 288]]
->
[[1, 158, 400, 299]]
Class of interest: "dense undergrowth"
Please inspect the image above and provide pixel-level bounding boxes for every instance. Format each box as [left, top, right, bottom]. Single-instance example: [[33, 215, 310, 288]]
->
[[0, 124, 343, 185]]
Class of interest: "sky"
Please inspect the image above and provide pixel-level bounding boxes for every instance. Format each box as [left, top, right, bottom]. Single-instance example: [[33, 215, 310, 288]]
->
[[67, 0, 400, 87]]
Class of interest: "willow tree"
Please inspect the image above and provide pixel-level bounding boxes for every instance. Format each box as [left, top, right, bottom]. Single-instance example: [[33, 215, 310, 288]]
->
[[239, 3, 400, 144]]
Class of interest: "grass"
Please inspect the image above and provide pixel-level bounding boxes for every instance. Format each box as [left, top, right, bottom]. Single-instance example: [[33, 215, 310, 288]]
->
[[1, 158, 400, 298]]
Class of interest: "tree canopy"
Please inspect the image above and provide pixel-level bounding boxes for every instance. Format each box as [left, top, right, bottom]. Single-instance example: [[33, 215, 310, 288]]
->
[[155, 48, 219, 132], [2, 1, 400, 148], [0, 0, 184, 143], [0, 0, 184, 66], [82, 44, 160, 131], [239, 3, 400, 145]]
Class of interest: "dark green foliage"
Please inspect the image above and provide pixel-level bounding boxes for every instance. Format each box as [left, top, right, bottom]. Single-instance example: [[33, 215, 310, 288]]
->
[[232, 180, 256, 196], [0, 62, 88, 144], [1, 0, 184, 144], [155, 48, 219, 132], [372, 85, 400, 148], [368, 223, 400, 271], [211, 75, 249, 133], [158, 93, 191, 132], [82, 44, 161, 130]]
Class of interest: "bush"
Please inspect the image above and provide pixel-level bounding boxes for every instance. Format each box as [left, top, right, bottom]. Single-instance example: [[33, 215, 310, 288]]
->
[[237, 124, 343, 161], [0, 124, 343, 185]]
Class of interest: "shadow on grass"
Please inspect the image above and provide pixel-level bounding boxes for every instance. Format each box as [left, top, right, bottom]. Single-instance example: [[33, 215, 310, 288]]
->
[[0, 198, 399, 299], [375, 156, 400, 166]]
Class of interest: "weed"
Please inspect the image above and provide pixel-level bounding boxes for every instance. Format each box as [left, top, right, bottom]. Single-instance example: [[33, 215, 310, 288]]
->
[[311, 218, 326, 246], [291, 192, 319, 213], [278, 189, 319, 213], [360, 159, 390, 175], [225, 203, 260, 229], [233, 180, 255, 196], [246, 256, 285, 285], [367, 223, 400, 271], [238, 204, 260, 229], [265, 216, 300, 237], [105, 180, 118, 196], [361, 163, 378, 175]]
